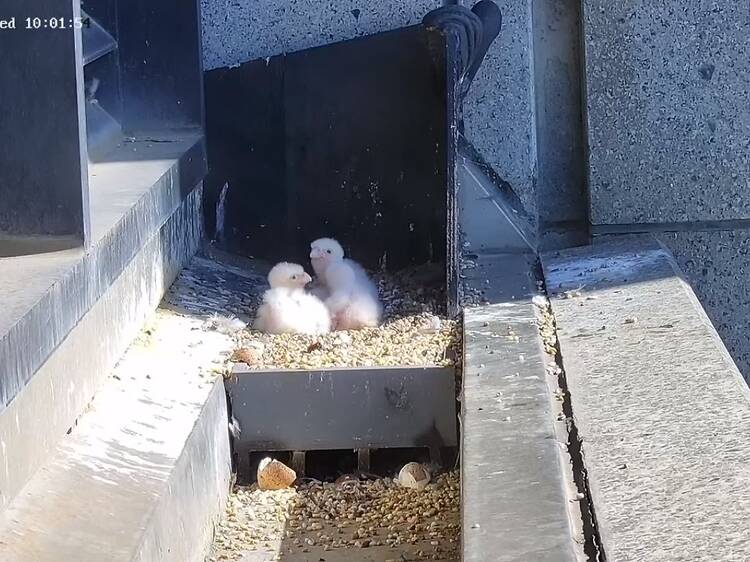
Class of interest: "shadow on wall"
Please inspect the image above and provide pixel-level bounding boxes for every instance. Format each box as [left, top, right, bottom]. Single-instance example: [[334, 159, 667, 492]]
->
[[202, 26, 449, 273]]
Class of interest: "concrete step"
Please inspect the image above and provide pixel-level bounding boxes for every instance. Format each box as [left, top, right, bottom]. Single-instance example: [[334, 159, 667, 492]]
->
[[457, 142, 581, 560], [460, 253, 580, 561], [543, 237, 750, 561], [0, 134, 206, 513], [0, 255, 257, 561]]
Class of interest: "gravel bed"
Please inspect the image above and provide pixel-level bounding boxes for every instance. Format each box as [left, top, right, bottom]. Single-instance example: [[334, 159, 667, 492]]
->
[[160, 250, 463, 373], [235, 267, 461, 371], [207, 471, 460, 562]]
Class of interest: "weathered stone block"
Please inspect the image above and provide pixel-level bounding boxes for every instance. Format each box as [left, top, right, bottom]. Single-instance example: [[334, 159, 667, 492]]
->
[[584, 1, 750, 224], [201, 0, 440, 70], [657, 229, 750, 380], [544, 238, 750, 561]]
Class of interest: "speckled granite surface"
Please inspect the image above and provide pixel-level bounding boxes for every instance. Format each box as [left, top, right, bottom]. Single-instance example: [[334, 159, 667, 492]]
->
[[583, 1, 750, 224], [544, 238, 750, 561]]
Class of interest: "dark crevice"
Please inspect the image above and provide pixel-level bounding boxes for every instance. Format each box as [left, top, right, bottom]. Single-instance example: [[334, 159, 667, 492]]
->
[[534, 260, 607, 562]]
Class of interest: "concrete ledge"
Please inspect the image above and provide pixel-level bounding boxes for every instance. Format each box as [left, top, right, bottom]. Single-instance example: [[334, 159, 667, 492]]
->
[[0, 132, 206, 410], [0, 186, 203, 512], [458, 151, 578, 560], [0, 296, 232, 562], [136, 378, 231, 562], [461, 253, 577, 562], [543, 238, 750, 560], [462, 301, 578, 561]]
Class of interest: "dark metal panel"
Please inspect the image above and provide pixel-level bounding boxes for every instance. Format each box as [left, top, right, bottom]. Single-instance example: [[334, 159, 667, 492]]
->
[[227, 366, 457, 452], [204, 26, 448, 272], [117, 0, 204, 131], [203, 56, 287, 251], [442, 32, 461, 317], [282, 27, 448, 272], [0, 0, 89, 241]]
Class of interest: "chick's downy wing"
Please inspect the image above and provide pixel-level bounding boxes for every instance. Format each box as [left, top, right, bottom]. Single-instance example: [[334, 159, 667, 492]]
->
[[324, 261, 357, 293], [344, 258, 379, 296]]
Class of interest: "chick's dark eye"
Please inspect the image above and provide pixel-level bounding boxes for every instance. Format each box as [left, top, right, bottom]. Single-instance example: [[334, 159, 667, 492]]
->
[[326, 249, 332, 254], [291, 275, 297, 280]]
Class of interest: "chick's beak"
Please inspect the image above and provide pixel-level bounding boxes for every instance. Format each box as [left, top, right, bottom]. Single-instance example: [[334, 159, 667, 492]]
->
[[302, 273, 313, 285], [310, 248, 322, 259]]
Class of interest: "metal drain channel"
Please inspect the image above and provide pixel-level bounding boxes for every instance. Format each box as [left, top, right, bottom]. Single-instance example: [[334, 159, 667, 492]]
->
[[225, 364, 458, 479]]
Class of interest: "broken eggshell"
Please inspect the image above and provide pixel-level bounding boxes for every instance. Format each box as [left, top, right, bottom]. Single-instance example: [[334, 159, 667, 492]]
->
[[257, 457, 297, 490], [398, 462, 431, 490], [231, 341, 265, 366]]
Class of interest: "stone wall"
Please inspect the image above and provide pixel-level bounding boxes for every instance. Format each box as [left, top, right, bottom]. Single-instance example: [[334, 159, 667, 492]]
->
[[583, 1, 750, 226], [582, 1, 750, 379]]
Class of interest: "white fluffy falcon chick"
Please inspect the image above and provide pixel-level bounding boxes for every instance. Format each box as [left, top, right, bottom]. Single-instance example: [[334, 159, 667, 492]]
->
[[309, 238, 381, 330], [253, 262, 331, 335]]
